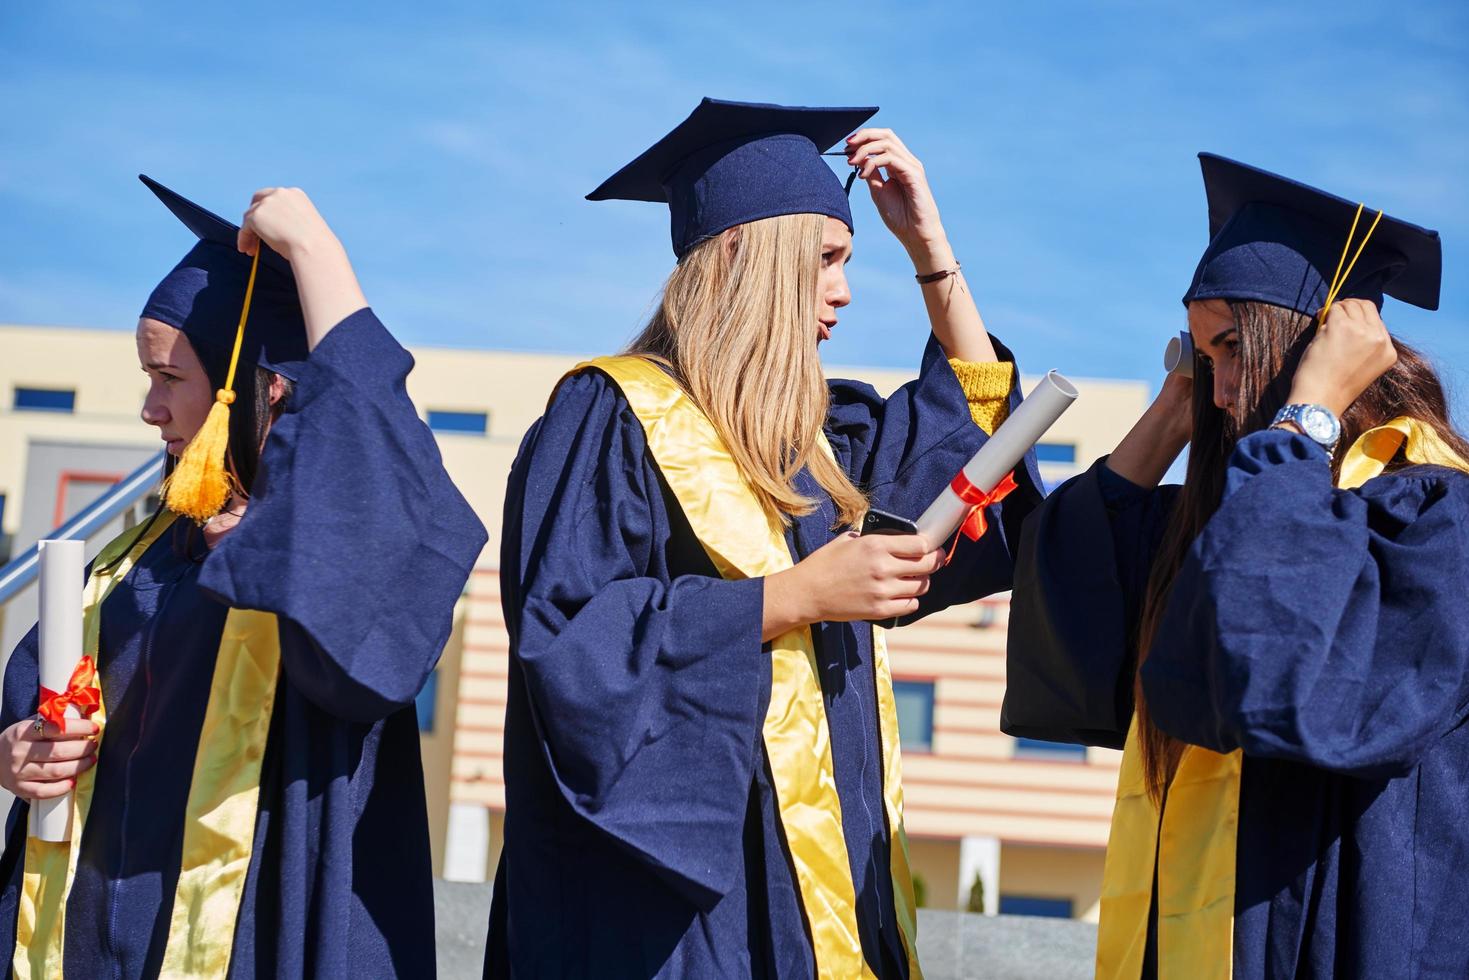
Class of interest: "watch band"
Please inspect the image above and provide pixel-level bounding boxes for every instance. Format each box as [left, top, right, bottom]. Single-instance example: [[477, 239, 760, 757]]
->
[[1271, 403, 1341, 457]]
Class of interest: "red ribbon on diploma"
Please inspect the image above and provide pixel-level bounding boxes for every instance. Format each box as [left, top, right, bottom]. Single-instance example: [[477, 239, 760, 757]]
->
[[943, 470, 1020, 565], [38, 656, 102, 728]]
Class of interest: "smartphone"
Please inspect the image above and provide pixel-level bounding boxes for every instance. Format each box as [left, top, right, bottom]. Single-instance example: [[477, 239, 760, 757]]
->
[[860, 508, 919, 537], [859, 509, 919, 629]]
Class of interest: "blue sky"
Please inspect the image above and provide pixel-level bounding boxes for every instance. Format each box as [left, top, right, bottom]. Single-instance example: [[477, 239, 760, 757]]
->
[[4, 1, 1466, 419]]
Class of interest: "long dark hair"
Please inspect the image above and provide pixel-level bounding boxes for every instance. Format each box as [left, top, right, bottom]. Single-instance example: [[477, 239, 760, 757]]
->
[[1132, 301, 1469, 799]]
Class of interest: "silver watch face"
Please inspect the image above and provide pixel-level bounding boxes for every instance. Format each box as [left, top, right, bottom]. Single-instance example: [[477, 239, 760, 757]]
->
[[1300, 405, 1340, 444]]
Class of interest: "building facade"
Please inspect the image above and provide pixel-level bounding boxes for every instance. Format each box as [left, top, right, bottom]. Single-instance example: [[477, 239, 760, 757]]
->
[[0, 323, 1149, 921]]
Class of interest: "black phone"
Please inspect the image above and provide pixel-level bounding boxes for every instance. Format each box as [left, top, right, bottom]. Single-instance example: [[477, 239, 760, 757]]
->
[[860, 508, 919, 537], [859, 509, 919, 630]]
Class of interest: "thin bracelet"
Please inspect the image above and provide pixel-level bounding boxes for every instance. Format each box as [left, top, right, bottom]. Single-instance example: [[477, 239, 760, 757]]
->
[[916, 262, 961, 285]]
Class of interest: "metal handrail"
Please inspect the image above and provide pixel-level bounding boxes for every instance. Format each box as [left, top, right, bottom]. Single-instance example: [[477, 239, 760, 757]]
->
[[0, 452, 166, 606]]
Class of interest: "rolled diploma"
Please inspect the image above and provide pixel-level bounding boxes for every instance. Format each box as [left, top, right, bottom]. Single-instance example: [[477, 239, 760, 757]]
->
[[34, 539, 84, 842], [916, 370, 1079, 543], [1164, 330, 1194, 379]]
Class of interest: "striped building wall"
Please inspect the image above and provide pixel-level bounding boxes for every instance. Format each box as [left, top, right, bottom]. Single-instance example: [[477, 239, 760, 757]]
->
[[448, 568, 509, 813]]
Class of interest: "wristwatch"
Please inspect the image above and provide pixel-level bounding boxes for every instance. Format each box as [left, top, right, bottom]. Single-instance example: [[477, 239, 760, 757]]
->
[[1271, 403, 1341, 458]]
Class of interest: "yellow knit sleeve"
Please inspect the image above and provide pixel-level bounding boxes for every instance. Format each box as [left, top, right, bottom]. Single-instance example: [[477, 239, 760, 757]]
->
[[948, 358, 1014, 435]]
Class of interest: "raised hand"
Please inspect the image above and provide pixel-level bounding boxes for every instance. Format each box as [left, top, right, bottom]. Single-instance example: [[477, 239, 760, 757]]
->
[[236, 187, 367, 351], [237, 187, 336, 264], [845, 127, 996, 361], [1105, 369, 1194, 489], [845, 128, 947, 258], [1288, 299, 1398, 416]]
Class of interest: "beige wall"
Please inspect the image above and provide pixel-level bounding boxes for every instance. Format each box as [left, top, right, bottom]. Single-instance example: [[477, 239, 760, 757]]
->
[[450, 567, 507, 814], [421, 597, 471, 875], [906, 837, 1107, 922], [908, 836, 964, 912], [0, 327, 158, 538], [896, 599, 1123, 848], [1001, 843, 1107, 922]]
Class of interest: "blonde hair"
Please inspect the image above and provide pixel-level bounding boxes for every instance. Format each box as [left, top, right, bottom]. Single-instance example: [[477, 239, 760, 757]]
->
[[625, 213, 868, 528]]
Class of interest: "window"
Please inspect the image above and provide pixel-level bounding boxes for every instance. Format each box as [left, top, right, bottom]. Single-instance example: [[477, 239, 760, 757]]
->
[[427, 410, 488, 435], [999, 895, 1073, 918], [14, 388, 75, 413], [415, 669, 439, 733], [53, 471, 123, 527], [1014, 736, 1087, 761], [893, 680, 935, 752], [1034, 442, 1076, 464]]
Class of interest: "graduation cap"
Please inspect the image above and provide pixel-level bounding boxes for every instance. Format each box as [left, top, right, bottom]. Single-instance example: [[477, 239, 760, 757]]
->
[[140, 175, 308, 378], [1182, 153, 1442, 316], [138, 175, 308, 523], [587, 97, 879, 258]]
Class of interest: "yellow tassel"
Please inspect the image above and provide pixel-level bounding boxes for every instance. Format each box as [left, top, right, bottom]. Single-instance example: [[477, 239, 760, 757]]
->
[[165, 390, 236, 522], [164, 248, 260, 524], [1318, 202, 1384, 322]]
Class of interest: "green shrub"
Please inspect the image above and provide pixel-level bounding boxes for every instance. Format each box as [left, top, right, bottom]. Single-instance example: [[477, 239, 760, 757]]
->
[[965, 872, 985, 914]]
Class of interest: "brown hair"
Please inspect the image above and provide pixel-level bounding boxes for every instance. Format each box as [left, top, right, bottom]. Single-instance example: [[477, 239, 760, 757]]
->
[[624, 212, 868, 528], [1132, 301, 1469, 799]]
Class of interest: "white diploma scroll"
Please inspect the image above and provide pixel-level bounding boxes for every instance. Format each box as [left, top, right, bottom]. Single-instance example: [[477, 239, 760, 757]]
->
[[34, 538, 85, 843], [1164, 330, 1194, 379], [915, 370, 1079, 543]]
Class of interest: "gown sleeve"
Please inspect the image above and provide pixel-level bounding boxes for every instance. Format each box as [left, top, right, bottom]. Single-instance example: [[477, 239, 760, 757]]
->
[[198, 308, 488, 724], [0, 626, 35, 923], [1142, 429, 1469, 778], [0, 626, 39, 732], [1002, 458, 1179, 749], [824, 333, 1045, 617], [502, 370, 769, 908]]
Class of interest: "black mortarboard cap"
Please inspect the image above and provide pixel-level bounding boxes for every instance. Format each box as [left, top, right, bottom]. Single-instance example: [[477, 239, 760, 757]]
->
[[587, 97, 878, 259], [139, 175, 309, 379], [1183, 153, 1442, 315]]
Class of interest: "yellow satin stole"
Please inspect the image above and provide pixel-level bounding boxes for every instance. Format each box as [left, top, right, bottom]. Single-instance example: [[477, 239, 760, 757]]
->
[[571, 357, 922, 980], [15, 513, 283, 979], [1096, 417, 1469, 979]]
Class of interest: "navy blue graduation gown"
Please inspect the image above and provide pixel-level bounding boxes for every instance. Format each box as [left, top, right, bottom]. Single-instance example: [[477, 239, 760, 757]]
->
[[0, 309, 487, 978], [1004, 428, 1469, 979], [488, 337, 1042, 978]]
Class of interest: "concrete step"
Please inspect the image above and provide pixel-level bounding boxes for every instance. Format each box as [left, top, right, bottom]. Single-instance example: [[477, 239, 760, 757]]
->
[[434, 879, 1098, 979]]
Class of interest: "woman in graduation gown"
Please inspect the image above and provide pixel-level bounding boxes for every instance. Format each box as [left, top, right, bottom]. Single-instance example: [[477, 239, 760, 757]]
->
[[488, 99, 1043, 978], [1003, 153, 1469, 979], [0, 178, 486, 977]]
